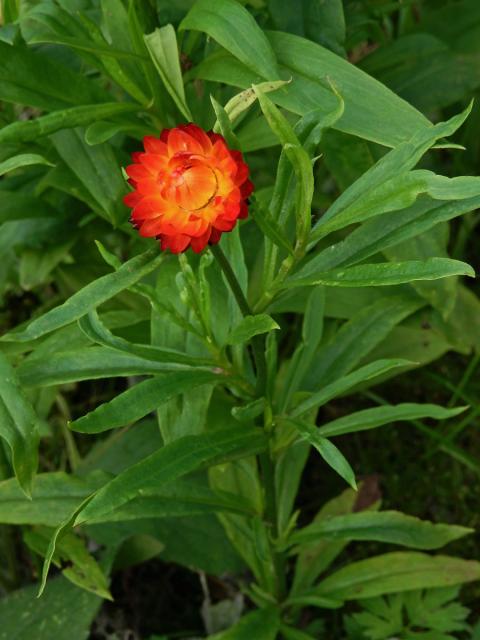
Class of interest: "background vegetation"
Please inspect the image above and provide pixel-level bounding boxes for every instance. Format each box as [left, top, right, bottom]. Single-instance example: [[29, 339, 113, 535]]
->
[[1, 0, 480, 638]]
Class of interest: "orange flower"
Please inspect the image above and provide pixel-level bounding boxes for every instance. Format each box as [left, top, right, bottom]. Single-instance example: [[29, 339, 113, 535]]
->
[[124, 124, 253, 253]]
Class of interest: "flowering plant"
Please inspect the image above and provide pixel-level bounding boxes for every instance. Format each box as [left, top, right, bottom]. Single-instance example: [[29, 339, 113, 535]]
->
[[0, 1, 480, 638]]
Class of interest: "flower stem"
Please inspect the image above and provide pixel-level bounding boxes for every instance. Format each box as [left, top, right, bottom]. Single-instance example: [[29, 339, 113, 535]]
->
[[210, 243, 267, 396], [211, 242, 286, 601]]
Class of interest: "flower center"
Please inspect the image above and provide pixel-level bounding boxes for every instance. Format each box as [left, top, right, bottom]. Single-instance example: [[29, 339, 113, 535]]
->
[[171, 161, 218, 211]]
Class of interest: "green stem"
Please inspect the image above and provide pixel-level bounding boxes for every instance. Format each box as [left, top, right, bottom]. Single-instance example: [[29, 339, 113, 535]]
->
[[211, 243, 267, 395], [211, 242, 286, 601]]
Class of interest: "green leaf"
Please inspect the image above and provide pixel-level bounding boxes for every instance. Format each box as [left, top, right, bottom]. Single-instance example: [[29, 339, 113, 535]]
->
[[87, 480, 256, 523], [291, 483, 380, 596], [0, 190, 58, 224], [211, 94, 240, 148], [0, 40, 109, 109], [19, 241, 74, 291], [17, 347, 189, 388], [79, 309, 213, 368], [253, 84, 299, 146], [190, 31, 431, 148], [25, 527, 111, 600], [304, 295, 423, 388], [223, 79, 290, 125], [268, 0, 345, 55], [317, 403, 466, 438], [227, 314, 280, 345], [311, 168, 480, 241], [0, 153, 54, 176], [0, 351, 39, 497], [0, 576, 101, 640], [294, 194, 480, 282], [315, 553, 480, 600], [285, 258, 475, 288], [232, 397, 266, 423], [20, 3, 149, 105], [75, 427, 268, 524], [310, 104, 472, 241], [144, 25, 192, 120], [84, 120, 150, 145], [0, 102, 140, 145], [291, 358, 413, 418], [209, 606, 280, 639], [279, 625, 318, 640], [180, 0, 279, 81], [70, 370, 224, 433], [284, 143, 314, 245], [50, 127, 127, 225], [39, 492, 98, 597], [287, 420, 356, 489], [2, 248, 164, 342], [289, 511, 472, 550], [0, 472, 106, 527], [251, 199, 294, 256]]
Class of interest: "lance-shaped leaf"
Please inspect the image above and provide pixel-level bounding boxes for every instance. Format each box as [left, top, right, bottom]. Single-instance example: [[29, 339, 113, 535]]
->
[[284, 258, 474, 289], [315, 552, 480, 600], [309, 104, 473, 243], [227, 314, 279, 345], [295, 194, 480, 281], [51, 127, 127, 225], [78, 309, 214, 367], [17, 347, 188, 388], [310, 168, 480, 241], [0, 102, 140, 144], [70, 370, 225, 433], [144, 25, 192, 120], [317, 403, 466, 438], [180, 0, 280, 81], [289, 511, 472, 550], [286, 419, 356, 490], [291, 358, 413, 418], [0, 153, 54, 177], [188, 31, 431, 148], [209, 606, 280, 639], [0, 352, 40, 497], [0, 472, 107, 526], [2, 248, 164, 342], [304, 295, 423, 388], [25, 527, 111, 600], [0, 40, 109, 109], [75, 427, 268, 524]]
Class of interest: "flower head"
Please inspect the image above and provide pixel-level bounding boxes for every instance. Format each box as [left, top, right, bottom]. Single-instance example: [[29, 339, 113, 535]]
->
[[124, 124, 253, 253]]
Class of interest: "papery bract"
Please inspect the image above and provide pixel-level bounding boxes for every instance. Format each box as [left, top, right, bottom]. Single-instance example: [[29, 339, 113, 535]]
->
[[124, 124, 253, 253]]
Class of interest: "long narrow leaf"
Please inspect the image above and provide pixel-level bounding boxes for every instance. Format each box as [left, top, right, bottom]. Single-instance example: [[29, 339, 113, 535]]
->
[[318, 403, 466, 438], [285, 258, 474, 288], [315, 552, 480, 600], [0, 352, 40, 497], [70, 370, 224, 433], [2, 249, 164, 342], [75, 427, 268, 524], [289, 511, 472, 550]]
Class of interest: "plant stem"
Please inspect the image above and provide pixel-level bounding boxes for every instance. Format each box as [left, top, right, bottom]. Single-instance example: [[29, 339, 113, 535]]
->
[[211, 242, 286, 601], [210, 243, 267, 395]]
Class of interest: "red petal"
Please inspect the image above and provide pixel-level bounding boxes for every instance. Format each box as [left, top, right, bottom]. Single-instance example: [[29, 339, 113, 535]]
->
[[241, 180, 254, 198], [123, 191, 142, 207], [209, 228, 222, 245], [126, 164, 150, 181], [179, 124, 212, 153], [143, 136, 167, 154], [190, 228, 211, 253], [162, 233, 191, 253]]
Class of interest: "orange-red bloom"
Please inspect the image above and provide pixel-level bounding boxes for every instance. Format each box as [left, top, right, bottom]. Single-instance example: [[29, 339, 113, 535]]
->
[[124, 124, 253, 253]]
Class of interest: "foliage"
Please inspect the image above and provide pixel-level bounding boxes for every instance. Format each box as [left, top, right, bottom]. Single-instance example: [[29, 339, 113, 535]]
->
[[0, 0, 479, 638]]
